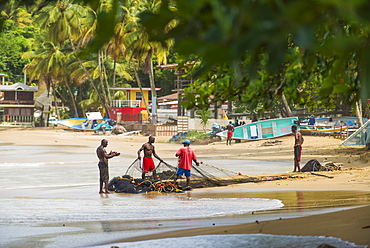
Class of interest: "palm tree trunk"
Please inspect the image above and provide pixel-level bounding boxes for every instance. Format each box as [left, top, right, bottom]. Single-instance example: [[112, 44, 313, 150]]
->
[[102, 51, 112, 103], [68, 37, 110, 117], [355, 100, 364, 127], [148, 58, 157, 123], [112, 54, 117, 87], [98, 50, 110, 114], [133, 65, 150, 116], [65, 79, 79, 118], [282, 92, 293, 117], [50, 79, 60, 121]]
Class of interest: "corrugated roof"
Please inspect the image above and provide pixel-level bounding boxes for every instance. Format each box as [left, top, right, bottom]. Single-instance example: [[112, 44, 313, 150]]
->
[[109, 87, 161, 91], [158, 92, 178, 100], [0, 82, 38, 91]]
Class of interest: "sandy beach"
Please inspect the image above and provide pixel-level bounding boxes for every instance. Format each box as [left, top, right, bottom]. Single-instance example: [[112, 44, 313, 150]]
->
[[0, 126, 369, 247]]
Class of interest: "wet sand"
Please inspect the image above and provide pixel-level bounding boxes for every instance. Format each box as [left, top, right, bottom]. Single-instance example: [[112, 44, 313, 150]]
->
[[109, 205, 370, 246], [0, 127, 369, 247]]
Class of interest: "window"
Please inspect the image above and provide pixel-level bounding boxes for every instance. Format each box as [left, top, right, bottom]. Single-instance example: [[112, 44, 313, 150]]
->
[[136, 92, 142, 100]]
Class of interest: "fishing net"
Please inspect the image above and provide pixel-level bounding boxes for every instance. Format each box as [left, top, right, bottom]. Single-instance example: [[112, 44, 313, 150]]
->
[[109, 159, 308, 193], [124, 159, 178, 180]]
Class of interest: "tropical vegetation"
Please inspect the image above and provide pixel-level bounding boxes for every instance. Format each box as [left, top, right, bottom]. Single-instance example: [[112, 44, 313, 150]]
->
[[0, 0, 369, 124]]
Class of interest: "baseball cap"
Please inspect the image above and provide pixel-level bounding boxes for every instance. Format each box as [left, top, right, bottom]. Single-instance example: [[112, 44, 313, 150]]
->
[[182, 140, 190, 144]]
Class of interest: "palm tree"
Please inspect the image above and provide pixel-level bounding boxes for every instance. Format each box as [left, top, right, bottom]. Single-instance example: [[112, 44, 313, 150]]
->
[[23, 41, 66, 123], [123, 0, 172, 123], [35, 0, 111, 116]]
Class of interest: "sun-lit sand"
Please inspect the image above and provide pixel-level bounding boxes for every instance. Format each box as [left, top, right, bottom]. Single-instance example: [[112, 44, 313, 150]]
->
[[0, 126, 369, 247]]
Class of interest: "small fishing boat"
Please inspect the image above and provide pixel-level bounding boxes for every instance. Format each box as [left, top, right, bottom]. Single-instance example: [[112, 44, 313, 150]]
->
[[300, 116, 368, 129], [58, 112, 114, 132], [299, 125, 348, 134], [217, 117, 299, 140]]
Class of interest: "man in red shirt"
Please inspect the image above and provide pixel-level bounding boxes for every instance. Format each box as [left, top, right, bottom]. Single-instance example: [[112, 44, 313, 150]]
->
[[173, 140, 200, 190]]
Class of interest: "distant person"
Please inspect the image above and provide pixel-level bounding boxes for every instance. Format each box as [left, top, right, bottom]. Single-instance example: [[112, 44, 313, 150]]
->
[[226, 121, 234, 145], [137, 136, 163, 180], [173, 140, 200, 190], [96, 139, 120, 194], [292, 125, 304, 172], [308, 115, 316, 126]]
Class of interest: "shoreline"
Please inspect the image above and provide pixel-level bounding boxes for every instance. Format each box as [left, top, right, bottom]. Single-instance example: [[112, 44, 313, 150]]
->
[[1, 127, 370, 246], [102, 205, 370, 246]]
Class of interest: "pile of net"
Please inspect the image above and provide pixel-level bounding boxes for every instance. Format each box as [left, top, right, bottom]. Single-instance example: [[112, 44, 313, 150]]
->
[[301, 159, 342, 172]]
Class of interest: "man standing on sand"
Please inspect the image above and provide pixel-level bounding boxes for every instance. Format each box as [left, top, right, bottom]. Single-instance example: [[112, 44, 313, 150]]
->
[[292, 125, 304, 172], [226, 121, 234, 145], [173, 140, 200, 191], [96, 139, 120, 194], [137, 136, 163, 180]]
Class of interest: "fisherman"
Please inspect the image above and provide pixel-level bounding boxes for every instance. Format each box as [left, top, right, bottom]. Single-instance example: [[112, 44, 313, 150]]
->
[[137, 136, 163, 180], [292, 125, 304, 172], [308, 115, 316, 126], [226, 121, 234, 145], [96, 139, 120, 194], [173, 140, 200, 191]]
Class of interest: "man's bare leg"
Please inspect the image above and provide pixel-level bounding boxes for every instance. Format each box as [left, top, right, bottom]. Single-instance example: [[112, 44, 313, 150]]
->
[[153, 170, 157, 180], [104, 182, 111, 194], [99, 181, 104, 194], [173, 174, 179, 187], [293, 160, 301, 172], [142, 171, 146, 180], [186, 176, 190, 187]]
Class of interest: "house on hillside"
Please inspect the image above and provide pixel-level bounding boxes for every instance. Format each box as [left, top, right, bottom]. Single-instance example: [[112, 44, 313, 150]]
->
[[109, 87, 161, 122], [0, 82, 38, 126]]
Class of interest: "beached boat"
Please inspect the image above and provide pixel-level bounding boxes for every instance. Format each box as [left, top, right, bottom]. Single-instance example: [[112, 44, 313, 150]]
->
[[57, 112, 113, 132], [341, 119, 370, 146], [299, 125, 348, 134], [301, 116, 368, 129], [217, 117, 299, 140]]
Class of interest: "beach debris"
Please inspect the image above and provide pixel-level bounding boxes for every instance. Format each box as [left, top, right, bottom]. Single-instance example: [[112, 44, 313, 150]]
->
[[261, 140, 282, 147], [302, 159, 342, 172], [110, 125, 126, 135], [311, 172, 334, 178], [361, 225, 370, 229]]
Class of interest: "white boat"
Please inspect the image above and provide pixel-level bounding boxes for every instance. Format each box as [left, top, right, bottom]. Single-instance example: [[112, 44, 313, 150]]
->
[[58, 112, 113, 132]]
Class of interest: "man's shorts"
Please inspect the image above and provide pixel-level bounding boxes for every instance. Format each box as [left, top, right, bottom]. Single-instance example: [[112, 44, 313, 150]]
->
[[227, 130, 233, 138], [98, 162, 109, 182], [142, 157, 156, 172], [176, 168, 191, 177], [294, 145, 302, 162]]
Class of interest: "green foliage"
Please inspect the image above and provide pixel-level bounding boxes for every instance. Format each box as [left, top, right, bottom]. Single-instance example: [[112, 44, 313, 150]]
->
[[0, 23, 31, 81], [140, 0, 370, 113], [184, 130, 210, 142], [196, 108, 210, 132], [2, 0, 369, 121]]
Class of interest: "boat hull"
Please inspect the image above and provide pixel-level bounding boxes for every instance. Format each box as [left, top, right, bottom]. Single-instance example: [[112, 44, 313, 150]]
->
[[300, 125, 348, 134], [217, 117, 299, 140], [58, 118, 113, 131]]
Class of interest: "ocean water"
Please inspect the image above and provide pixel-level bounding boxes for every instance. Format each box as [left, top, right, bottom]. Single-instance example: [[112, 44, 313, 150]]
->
[[0, 141, 369, 248]]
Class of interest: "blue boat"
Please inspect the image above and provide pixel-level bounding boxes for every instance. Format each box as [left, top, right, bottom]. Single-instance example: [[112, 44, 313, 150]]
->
[[301, 116, 368, 129], [58, 112, 113, 133], [217, 117, 299, 140]]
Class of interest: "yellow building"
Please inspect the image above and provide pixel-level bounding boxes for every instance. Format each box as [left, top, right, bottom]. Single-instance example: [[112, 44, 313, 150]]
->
[[109, 87, 161, 122]]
